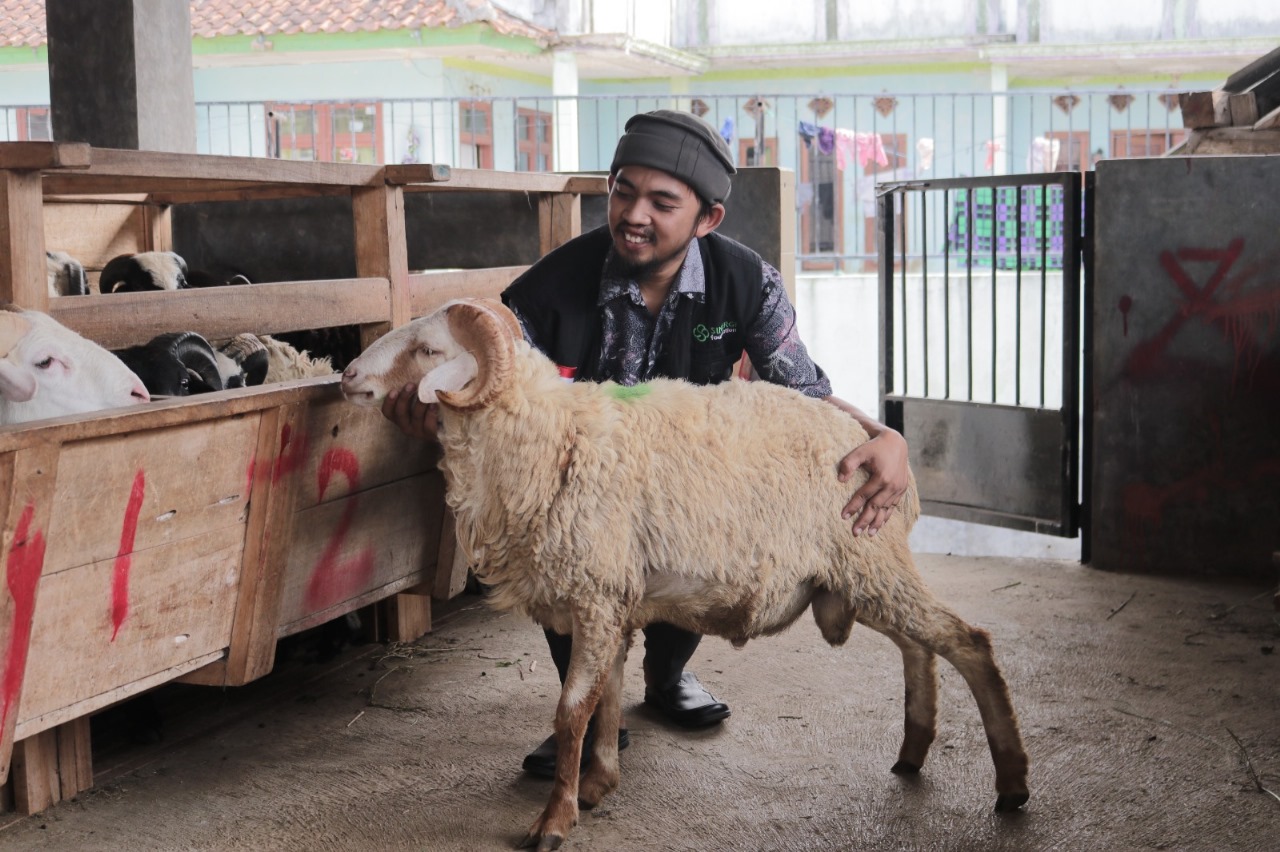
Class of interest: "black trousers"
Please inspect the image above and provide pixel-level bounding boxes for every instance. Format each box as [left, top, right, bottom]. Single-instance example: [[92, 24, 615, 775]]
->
[[544, 621, 701, 690]]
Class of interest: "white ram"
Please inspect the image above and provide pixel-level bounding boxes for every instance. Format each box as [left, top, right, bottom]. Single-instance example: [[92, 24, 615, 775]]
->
[[341, 298, 1029, 850], [0, 306, 150, 425]]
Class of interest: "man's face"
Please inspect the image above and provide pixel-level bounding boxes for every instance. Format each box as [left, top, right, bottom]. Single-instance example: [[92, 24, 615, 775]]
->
[[607, 165, 724, 284]]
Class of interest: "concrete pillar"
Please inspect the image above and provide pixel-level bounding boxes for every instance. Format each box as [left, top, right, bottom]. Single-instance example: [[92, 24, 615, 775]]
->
[[552, 50, 580, 172], [45, 0, 197, 153]]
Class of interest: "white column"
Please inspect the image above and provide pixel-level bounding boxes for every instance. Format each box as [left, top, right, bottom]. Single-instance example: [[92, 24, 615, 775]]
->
[[552, 49, 580, 172], [990, 63, 1009, 175]]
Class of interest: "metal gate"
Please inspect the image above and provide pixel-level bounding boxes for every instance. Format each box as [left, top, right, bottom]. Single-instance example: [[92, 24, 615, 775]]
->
[[876, 173, 1092, 544]]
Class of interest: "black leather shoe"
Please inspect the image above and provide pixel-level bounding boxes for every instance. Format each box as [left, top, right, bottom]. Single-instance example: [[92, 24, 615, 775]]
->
[[521, 725, 630, 780], [643, 671, 731, 728]]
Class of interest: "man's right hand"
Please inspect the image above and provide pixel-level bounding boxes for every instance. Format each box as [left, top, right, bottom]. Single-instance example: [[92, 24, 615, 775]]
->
[[380, 382, 440, 441]]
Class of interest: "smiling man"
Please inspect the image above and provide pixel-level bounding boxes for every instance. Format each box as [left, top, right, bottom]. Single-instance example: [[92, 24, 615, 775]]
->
[[381, 109, 910, 779]]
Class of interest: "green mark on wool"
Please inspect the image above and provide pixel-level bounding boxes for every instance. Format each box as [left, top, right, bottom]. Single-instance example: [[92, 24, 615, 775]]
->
[[606, 383, 653, 402]]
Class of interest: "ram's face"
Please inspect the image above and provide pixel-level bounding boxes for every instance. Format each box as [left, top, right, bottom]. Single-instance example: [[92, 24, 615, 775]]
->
[[340, 311, 457, 407]]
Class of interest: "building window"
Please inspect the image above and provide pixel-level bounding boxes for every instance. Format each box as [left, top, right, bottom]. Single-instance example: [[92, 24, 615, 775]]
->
[[17, 107, 50, 141], [516, 108, 553, 172], [267, 102, 382, 164], [798, 136, 842, 270], [1044, 130, 1091, 171], [459, 101, 494, 169], [738, 136, 777, 168]]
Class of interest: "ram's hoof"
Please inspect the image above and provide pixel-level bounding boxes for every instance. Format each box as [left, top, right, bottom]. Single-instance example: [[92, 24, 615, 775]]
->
[[994, 791, 1029, 812], [890, 759, 921, 774], [518, 832, 564, 850]]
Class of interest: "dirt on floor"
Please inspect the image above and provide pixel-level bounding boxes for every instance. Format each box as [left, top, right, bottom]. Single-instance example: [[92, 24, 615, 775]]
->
[[0, 554, 1276, 852]]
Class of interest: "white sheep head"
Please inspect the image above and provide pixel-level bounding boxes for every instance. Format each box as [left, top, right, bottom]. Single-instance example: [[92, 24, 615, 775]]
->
[[0, 307, 151, 425], [341, 298, 521, 413]]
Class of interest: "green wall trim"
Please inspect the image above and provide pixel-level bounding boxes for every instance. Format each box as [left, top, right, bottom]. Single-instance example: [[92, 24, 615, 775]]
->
[[442, 58, 550, 86], [0, 46, 47, 65], [191, 24, 544, 57]]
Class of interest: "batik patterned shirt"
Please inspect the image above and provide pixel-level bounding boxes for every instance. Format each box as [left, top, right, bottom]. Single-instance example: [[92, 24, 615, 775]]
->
[[511, 240, 832, 398]]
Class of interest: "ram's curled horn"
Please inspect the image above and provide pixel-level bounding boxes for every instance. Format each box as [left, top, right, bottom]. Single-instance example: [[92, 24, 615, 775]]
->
[[162, 332, 224, 393], [471, 297, 524, 343], [434, 300, 517, 412], [0, 311, 32, 359]]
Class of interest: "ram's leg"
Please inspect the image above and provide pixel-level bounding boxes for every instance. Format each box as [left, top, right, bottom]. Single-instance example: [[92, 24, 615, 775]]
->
[[578, 634, 629, 808], [864, 592, 1029, 812], [520, 618, 623, 852], [884, 631, 938, 774]]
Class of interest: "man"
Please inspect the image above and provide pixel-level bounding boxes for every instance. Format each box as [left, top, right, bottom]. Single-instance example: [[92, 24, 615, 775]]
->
[[381, 109, 910, 778]]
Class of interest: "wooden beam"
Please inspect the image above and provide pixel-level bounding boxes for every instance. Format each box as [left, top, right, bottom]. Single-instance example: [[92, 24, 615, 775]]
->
[[382, 584, 433, 642], [0, 445, 61, 786], [381, 163, 453, 185], [50, 278, 391, 349], [0, 142, 91, 172], [11, 728, 59, 814], [433, 505, 470, 601], [397, 167, 606, 195], [0, 168, 49, 311], [407, 267, 527, 318], [539, 193, 582, 256], [1179, 90, 1231, 129], [1228, 92, 1260, 127], [1255, 104, 1280, 131], [352, 184, 410, 347]]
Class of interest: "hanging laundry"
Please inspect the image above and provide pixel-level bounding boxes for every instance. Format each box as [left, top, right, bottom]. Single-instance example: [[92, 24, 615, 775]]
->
[[1026, 136, 1061, 172], [916, 137, 935, 171], [833, 129, 889, 171], [797, 121, 818, 149], [817, 127, 835, 155], [720, 117, 735, 146], [984, 139, 1002, 171]]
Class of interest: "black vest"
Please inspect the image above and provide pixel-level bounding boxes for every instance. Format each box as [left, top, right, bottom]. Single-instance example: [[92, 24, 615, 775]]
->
[[501, 226, 765, 386]]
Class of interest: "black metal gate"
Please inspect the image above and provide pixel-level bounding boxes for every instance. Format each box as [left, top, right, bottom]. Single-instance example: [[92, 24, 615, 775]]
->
[[876, 173, 1091, 543]]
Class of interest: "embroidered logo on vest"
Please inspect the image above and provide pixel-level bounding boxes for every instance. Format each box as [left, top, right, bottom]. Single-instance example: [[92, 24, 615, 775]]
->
[[693, 321, 738, 342]]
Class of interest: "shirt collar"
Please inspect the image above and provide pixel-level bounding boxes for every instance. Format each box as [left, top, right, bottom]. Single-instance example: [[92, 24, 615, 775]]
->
[[599, 238, 707, 307]]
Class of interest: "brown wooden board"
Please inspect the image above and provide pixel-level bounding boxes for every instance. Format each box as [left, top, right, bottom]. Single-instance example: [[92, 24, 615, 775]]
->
[[42, 418, 258, 575], [408, 267, 527, 318], [276, 475, 443, 633], [15, 523, 243, 735], [43, 201, 148, 282]]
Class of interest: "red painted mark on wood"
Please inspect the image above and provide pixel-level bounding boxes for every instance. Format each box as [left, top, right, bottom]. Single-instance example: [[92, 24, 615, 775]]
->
[[1126, 239, 1280, 390], [272, 423, 310, 484], [1, 504, 46, 734], [111, 470, 146, 642], [1118, 295, 1133, 336], [304, 448, 376, 612]]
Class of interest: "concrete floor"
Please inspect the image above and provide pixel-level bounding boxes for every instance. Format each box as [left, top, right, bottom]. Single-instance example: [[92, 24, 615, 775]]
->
[[0, 554, 1276, 852]]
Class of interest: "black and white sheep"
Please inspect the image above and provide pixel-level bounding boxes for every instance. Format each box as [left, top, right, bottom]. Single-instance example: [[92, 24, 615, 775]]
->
[[0, 305, 150, 425], [46, 250, 89, 297], [340, 298, 1030, 849], [98, 251, 191, 293], [114, 331, 243, 397]]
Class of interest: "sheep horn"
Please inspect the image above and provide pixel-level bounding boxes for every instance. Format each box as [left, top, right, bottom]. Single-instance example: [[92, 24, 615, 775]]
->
[[470, 297, 524, 342], [435, 300, 517, 412], [158, 331, 224, 392]]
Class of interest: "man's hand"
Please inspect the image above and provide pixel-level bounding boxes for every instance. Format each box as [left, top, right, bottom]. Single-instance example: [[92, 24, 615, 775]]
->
[[380, 383, 440, 442], [823, 395, 910, 537], [837, 428, 909, 537]]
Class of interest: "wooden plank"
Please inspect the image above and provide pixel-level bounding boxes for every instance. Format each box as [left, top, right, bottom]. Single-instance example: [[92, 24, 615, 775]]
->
[[382, 585, 432, 642], [16, 524, 244, 728], [276, 475, 443, 629], [408, 266, 527, 318], [352, 183, 410, 347], [0, 168, 49, 311], [539, 192, 582, 256], [1256, 104, 1280, 131], [381, 163, 452, 185], [15, 651, 221, 741], [49, 277, 391, 349], [1177, 127, 1280, 155], [0, 142, 91, 172], [293, 398, 439, 510], [43, 418, 258, 575], [396, 167, 606, 194], [56, 717, 92, 801], [184, 403, 306, 687], [11, 728, 58, 814], [1179, 90, 1231, 129], [0, 376, 339, 456], [0, 445, 60, 786], [144, 202, 172, 254], [43, 202, 148, 279], [45, 148, 382, 190], [1228, 92, 1260, 127], [1223, 44, 1280, 94], [147, 184, 357, 206]]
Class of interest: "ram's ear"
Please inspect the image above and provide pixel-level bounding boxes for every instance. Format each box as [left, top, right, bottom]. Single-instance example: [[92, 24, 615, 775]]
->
[[418, 352, 478, 403]]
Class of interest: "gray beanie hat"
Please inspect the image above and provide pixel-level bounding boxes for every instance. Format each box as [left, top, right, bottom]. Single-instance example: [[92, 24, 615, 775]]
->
[[610, 109, 736, 204]]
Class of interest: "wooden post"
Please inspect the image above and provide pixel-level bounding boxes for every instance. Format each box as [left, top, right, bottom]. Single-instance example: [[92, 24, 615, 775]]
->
[[353, 182, 409, 347], [0, 169, 49, 311], [10, 716, 92, 814], [433, 505, 471, 601], [180, 404, 305, 687], [538, 193, 581, 257], [0, 445, 61, 785]]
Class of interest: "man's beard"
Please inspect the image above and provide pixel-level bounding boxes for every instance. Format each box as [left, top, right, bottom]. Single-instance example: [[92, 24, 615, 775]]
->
[[612, 223, 700, 282]]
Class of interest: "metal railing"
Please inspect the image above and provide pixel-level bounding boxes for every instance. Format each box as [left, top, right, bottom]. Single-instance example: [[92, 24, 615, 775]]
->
[[4, 89, 1178, 265]]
